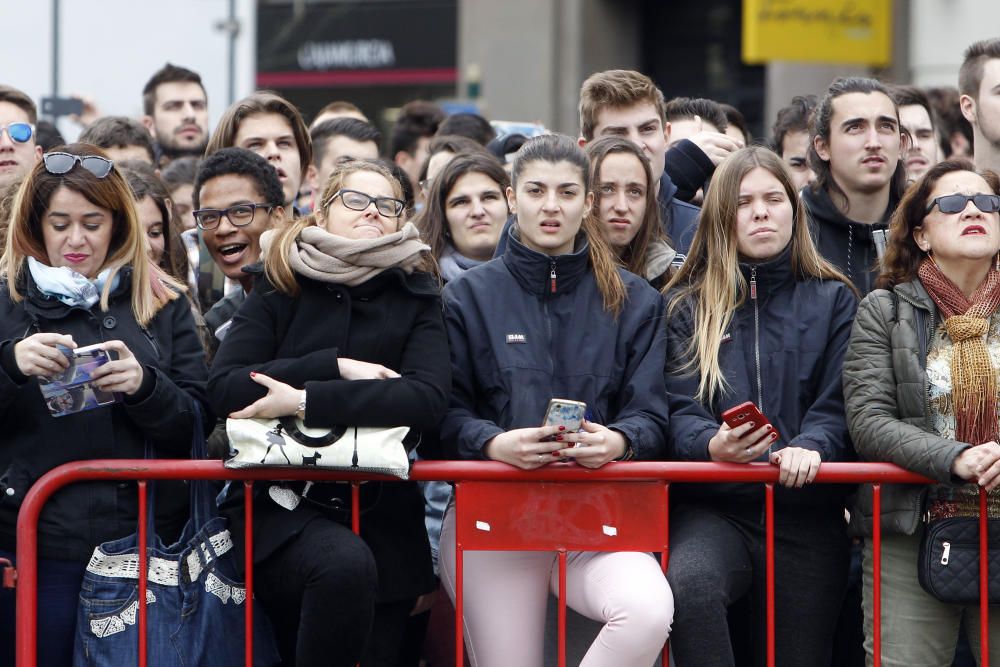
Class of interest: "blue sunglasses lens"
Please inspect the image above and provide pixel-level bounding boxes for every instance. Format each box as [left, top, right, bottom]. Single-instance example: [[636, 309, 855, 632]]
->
[[6, 123, 33, 143]]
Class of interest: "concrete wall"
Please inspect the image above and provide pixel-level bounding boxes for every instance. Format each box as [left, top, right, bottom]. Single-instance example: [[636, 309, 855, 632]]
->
[[458, 0, 639, 135], [909, 0, 1000, 87]]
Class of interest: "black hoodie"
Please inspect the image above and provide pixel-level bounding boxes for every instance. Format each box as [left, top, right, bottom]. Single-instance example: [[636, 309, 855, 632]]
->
[[802, 185, 897, 297]]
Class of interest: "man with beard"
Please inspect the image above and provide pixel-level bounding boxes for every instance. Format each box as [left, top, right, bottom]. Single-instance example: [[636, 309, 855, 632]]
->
[[804, 77, 907, 295], [141, 63, 210, 166], [960, 38, 1000, 174]]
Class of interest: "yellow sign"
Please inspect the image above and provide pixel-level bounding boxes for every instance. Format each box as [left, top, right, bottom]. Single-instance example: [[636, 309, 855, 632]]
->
[[743, 0, 892, 66]]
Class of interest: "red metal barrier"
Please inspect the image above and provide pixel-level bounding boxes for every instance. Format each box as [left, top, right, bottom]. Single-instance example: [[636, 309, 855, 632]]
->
[[14, 460, 991, 666]]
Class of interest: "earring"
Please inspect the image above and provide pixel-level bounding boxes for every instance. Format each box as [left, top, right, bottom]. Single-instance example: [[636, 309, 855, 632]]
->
[[995, 253, 999, 272]]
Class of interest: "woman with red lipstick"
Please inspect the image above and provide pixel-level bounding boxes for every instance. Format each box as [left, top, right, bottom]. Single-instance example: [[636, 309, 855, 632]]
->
[[845, 160, 1000, 663], [438, 134, 673, 667], [0, 144, 209, 665], [584, 136, 676, 288], [663, 146, 857, 666]]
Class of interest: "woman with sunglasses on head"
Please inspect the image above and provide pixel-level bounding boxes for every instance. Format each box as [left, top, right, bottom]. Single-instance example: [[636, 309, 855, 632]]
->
[[438, 134, 673, 667], [208, 158, 449, 667], [844, 160, 1000, 664], [0, 144, 209, 665], [663, 146, 858, 666], [585, 136, 676, 288]]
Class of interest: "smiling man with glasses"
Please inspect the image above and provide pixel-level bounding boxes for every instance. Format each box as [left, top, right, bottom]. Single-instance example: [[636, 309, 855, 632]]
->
[[0, 85, 42, 190], [192, 147, 286, 352]]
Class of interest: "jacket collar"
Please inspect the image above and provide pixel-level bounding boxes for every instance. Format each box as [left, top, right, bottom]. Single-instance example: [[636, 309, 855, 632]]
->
[[738, 243, 794, 298], [894, 278, 935, 312], [802, 185, 894, 231], [502, 224, 590, 297]]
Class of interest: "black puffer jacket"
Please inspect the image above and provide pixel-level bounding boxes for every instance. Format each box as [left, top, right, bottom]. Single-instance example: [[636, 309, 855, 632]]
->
[[208, 268, 450, 602], [665, 249, 858, 508], [0, 271, 210, 560], [802, 185, 895, 296], [440, 228, 670, 461], [658, 171, 701, 259]]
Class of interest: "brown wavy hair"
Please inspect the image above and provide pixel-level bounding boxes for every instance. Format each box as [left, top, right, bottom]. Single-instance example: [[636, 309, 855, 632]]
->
[[877, 159, 1000, 289], [1, 144, 180, 326]]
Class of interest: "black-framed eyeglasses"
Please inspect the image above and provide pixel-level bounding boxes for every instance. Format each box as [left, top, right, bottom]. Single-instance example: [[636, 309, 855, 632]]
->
[[0, 122, 34, 144], [42, 151, 114, 179], [926, 193, 1000, 215], [193, 203, 276, 231], [325, 189, 405, 218]]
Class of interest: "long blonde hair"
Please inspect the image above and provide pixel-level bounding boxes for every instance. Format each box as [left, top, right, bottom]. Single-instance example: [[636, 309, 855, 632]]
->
[[1, 144, 180, 327], [264, 158, 426, 296], [664, 146, 854, 402]]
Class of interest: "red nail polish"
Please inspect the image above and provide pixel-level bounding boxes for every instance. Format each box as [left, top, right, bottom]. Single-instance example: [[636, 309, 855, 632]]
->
[[551, 452, 561, 457], [771, 433, 778, 439], [559, 426, 566, 431], [556, 435, 563, 441]]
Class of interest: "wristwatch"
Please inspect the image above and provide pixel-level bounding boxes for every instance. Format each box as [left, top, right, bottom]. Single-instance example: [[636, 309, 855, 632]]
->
[[296, 390, 307, 419]]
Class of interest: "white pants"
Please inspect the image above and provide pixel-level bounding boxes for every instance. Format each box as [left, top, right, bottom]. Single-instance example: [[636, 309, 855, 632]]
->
[[439, 507, 673, 667]]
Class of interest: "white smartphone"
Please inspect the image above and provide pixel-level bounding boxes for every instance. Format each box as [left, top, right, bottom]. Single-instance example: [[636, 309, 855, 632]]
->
[[542, 398, 587, 435]]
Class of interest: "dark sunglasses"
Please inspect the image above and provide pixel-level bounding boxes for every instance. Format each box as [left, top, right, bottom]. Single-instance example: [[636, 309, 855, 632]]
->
[[925, 193, 1000, 215], [42, 152, 114, 179], [0, 122, 34, 144], [326, 189, 405, 218]]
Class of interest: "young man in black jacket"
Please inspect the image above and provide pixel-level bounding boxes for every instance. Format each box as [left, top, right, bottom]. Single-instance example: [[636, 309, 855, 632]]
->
[[804, 77, 907, 296]]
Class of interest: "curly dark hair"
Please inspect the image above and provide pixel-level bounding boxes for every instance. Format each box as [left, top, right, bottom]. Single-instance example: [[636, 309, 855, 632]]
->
[[192, 147, 285, 210]]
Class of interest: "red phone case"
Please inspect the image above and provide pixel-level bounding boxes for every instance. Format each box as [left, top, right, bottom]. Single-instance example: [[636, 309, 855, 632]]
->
[[720, 401, 778, 440]]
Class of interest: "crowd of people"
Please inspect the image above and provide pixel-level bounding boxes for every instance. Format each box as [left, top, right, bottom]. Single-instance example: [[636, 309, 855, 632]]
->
[[0, 34, 1000, 667]]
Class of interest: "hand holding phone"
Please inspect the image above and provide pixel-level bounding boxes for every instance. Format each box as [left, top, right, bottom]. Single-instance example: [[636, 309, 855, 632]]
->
[[710, 401, 779, 463], [542, 398, 586, 442]]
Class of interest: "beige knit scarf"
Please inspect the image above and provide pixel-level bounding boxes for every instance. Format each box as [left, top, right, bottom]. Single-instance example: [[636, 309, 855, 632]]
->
[[918, 258, 1000, 445], [262, 222, 429, 287]]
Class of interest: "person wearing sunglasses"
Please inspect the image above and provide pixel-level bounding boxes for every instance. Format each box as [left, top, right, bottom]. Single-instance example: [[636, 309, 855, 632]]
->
[[208, 158, 448, 667], [0, 85, 42, 191], [844, 159, 1000, 664], [0, 144, 210, 665]]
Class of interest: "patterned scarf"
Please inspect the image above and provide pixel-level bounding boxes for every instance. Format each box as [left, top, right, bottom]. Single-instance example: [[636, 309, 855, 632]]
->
[[918, 258, 1000, 445]]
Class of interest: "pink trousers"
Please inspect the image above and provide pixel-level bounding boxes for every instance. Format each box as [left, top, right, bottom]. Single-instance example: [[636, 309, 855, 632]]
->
[[439, 508, 673, 667]]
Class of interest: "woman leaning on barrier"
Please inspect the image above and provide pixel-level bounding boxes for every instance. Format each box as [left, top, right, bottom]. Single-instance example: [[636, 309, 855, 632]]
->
[[438, 134, 673, 667], [663, 146, 858, 666], [844, 159, 1000, 664], [207, 158, 450, 667], [0, 144, 209, 665]]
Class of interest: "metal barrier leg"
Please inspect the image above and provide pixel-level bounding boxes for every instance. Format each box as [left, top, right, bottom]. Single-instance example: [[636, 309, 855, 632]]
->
[[558, 549, 567, 667], [138, 481, 148, 667], [873, 484, 882, 667], [244, 481, 255, 667], [662, 482, 670, 666], [981, 489, 990, 667], [454, 483, 465, 667], [765, 483, 775, 667]]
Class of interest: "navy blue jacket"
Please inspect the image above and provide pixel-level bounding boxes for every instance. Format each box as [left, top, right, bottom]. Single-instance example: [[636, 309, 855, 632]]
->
[[658, 171, 701, 259], [441, 229, 670, 461], [665, 249, 857, 507]]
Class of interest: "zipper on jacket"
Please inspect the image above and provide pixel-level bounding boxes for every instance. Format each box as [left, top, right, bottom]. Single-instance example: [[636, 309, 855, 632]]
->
[[750, 266, 767, 456], [549, 260, 557, 294], [140, 325, 161, 359]]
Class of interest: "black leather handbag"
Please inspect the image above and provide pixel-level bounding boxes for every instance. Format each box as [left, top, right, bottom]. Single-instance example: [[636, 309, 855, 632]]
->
[[918, 516, 1000, 604]]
